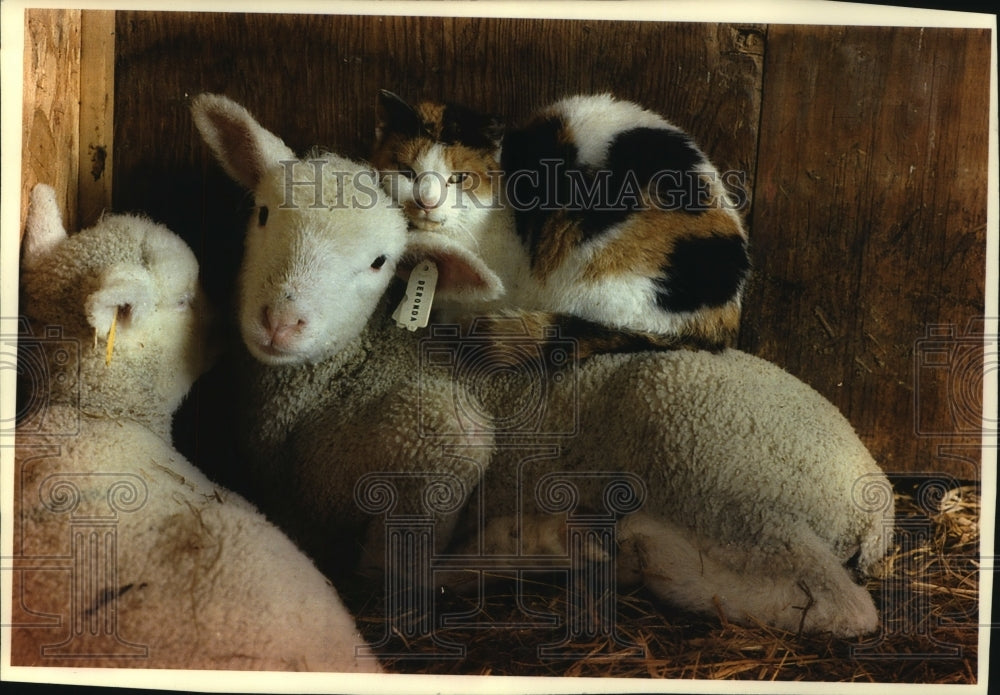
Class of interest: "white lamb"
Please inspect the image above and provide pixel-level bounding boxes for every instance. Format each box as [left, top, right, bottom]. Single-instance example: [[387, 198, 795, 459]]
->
[[192, 93, 894, 638], [12, 184, 381, 672]]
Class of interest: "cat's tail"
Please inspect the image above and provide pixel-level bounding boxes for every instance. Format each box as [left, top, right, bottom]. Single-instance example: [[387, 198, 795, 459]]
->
[[457, 310, 728, 367]]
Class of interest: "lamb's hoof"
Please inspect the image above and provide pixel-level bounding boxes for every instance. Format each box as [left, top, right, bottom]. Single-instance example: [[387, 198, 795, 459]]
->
[[798, 581, 880, 638]]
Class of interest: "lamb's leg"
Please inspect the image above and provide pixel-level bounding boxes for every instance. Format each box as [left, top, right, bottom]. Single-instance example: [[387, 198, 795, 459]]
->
[[616, 513, 880, 637], [436, 514, 609, 593], [468, 514, 609, 559]]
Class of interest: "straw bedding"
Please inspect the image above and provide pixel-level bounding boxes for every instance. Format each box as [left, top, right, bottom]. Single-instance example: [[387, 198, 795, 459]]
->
[[344, 478, 981, 682]]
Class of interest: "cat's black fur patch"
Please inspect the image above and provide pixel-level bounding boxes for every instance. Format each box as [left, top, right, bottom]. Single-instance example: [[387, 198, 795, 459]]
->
[[439, 103, 503, 150], [653, 233, 751, 313], [378, 90, 422, 137], [379, 91, 502, 150], [607, 127, 704, 190], [576, 127, 708, 236], [550, 313, 726, 355], [504, 120, 715, 248], [502, 115, 579, 254], [608, 127, 708, 216]]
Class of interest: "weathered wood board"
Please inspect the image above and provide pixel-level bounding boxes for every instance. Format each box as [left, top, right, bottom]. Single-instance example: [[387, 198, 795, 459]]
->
[[77, 10, 115, 229], [743, 25, 991, 478], [20, 9, 114, 236], [21, 9, 81, 236]]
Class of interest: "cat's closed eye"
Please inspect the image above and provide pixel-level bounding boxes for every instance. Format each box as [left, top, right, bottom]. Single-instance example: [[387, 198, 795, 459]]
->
[[448, 172, 468, 184]]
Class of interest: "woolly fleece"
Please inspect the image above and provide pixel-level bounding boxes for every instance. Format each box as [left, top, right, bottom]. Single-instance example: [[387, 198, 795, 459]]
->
[[192, 94, 894, 638], [13, 184, 380, 672]]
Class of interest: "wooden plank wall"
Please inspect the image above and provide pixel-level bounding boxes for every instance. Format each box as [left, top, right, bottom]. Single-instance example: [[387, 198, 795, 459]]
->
[[745, 25, 991, 479], [21, 9, 115, 237], [77, 12, 116, 230], [28, 10, 988, 478], [21, 9, 81, 236]]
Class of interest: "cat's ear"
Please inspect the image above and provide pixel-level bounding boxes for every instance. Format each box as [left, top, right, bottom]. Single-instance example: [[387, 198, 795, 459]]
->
[[400, 233, 504, 303], [376, 90, 422, 142]]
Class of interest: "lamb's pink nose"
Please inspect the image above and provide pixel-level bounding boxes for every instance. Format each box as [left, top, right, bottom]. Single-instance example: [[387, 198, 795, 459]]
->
[[262, 305, 307, 348]]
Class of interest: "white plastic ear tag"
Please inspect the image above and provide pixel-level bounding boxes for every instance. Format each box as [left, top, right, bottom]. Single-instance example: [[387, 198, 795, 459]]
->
[[392, 261, 438, 331]]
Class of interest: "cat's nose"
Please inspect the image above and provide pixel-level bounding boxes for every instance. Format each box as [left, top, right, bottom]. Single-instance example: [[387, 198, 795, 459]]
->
[[414, 193, 442, 211], [414, 176, 445, 210]]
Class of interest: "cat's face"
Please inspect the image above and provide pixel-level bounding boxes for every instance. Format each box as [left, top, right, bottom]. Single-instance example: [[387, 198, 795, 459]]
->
[[372, 91, 504, 233]]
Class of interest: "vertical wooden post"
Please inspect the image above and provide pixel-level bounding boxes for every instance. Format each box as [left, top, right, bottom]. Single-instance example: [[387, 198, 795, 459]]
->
[[21, 8, 81, 237], [20, 9, 114, 240], [78, 11, 115, 229]]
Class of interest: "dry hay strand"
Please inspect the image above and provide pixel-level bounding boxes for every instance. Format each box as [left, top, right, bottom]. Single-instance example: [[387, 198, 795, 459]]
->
[[342, 481, 981, 682]]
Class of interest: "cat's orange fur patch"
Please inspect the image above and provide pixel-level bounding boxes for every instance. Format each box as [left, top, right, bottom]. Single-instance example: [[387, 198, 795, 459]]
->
[[692, 300, 742, 347], [583, 207, 741, 282], [530, 211, 584, 281], [415, 102, 447, 137], [370, 132, 416, 172], [444, 145, 499, 196]]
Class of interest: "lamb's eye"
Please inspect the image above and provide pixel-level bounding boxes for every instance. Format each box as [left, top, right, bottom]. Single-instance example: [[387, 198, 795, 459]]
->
[[258, 205, 269, 226], [448, 172, 468, 184], [370, 255, 388, 270]]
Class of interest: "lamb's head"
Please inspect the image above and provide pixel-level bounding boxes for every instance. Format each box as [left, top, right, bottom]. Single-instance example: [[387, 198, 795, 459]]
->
[[19, 184, 210, 422], [192, 93, 410, 365]]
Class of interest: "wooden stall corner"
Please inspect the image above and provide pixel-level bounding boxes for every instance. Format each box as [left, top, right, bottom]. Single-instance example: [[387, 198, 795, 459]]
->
[[20, 8, 114, 240]]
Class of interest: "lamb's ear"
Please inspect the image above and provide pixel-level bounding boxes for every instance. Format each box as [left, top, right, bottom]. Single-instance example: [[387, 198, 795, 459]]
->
[[401, 234, 504, 303], [191, 93, 296, 190], [22, 184, 67, 267], [376, 90, 422, 142], [85, 264, 157, 337]]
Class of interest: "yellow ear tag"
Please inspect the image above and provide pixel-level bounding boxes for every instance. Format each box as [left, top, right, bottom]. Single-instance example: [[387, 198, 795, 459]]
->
[[105, 306, 118, 366]]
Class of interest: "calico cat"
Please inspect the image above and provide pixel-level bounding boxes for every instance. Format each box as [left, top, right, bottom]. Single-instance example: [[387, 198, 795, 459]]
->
[[371, 90, 751, 358]]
